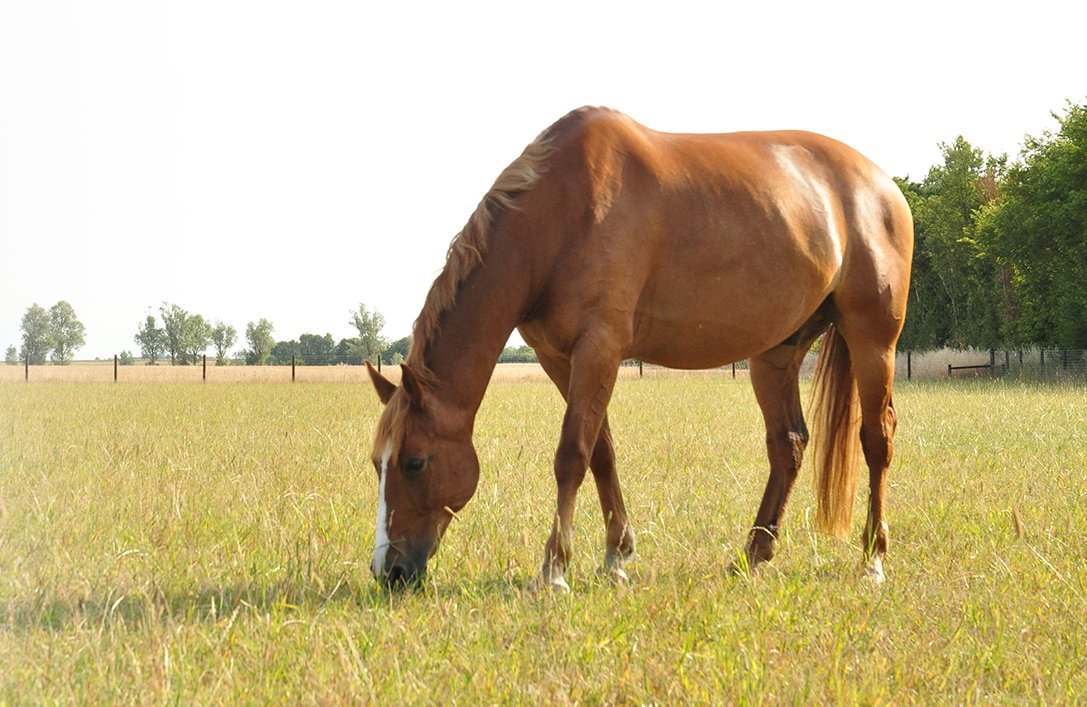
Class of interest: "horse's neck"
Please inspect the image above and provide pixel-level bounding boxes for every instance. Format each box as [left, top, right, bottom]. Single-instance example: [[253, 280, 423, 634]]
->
[[422, 241, 532, 422]]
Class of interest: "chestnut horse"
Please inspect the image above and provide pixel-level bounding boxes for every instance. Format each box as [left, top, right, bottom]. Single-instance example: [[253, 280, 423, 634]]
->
[[366, 107, 912, 590]]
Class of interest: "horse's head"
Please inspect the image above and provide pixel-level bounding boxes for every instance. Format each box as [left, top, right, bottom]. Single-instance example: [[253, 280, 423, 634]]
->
[[366, 363, 479, 589]]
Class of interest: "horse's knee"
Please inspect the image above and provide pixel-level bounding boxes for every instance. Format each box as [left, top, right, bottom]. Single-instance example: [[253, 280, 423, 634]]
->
[[554, 441, 591, 484]]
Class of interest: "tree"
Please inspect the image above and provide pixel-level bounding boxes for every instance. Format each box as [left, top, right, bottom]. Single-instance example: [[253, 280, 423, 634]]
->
[[210, 321, 237, 365], [5, 345, 18, 365], [182, 314, 212, 365], [333, 337, 362, 365], [134, 315, 165, 365], [158, 303, 214, 365], [382, 336, 411, 365], [977, 101, 1087, 348], [269, 339, 301, 365], [299, 333, 334, 365], [350, 303, 388, 363], [498, 344, 538, 363], [245, 319, 275, 365], [47, 301, 86, 364], [118, 351, 135, 365], [896, 138, 1005, 350], [160, 303, 189, 365], [19, 304, 51, 365]]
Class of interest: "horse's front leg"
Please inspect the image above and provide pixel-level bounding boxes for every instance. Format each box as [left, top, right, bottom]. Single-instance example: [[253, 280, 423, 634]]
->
[[533, 340, 622, 593]]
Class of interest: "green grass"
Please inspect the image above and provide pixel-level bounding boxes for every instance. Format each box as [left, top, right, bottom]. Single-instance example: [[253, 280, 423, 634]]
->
[[2, 378, 1086, 703]]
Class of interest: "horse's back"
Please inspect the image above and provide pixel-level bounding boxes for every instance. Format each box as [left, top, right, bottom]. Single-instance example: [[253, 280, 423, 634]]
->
[[524, 108, 912, 366]]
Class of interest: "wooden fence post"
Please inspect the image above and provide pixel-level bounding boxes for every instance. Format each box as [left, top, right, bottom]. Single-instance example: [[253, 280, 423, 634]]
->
[[947, 363, 952, 378], [291, 355, 296, 382], [202, 354, 207, 382], [24, 355, 29, 382], [114, 354, 118, 382], [638, 360, 643, 377], [732, 362, 736, 379], [907, 350, 912, 381]]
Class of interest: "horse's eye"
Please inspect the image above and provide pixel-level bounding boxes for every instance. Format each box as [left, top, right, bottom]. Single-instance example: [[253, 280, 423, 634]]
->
[[401, 456, 427, 476]]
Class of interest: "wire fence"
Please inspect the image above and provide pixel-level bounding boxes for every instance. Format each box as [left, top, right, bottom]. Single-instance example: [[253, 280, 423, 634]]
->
[[3, 349, 1085, 384]]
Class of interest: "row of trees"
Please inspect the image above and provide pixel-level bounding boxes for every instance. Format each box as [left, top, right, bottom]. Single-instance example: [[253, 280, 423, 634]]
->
[[131, 303, 396, 365], [4, 301, 86, 365], [898, 100, 1086, 350], [133, 303, 238, 365]]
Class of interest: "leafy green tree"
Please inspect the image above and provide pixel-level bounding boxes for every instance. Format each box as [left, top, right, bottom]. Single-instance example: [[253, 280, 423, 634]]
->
[[269, 339, 301, 365], [299, 333, 334, 365], [333, 337, 362, 365], [382, 336, 411, 365], [245, 319, 275, 365], [134, 315, 165, 365], [5, 345, 18, 365], [48, 301, 86, 364], [183, 314, 212, 365], [977, 101, 1087, 348], [210, 321, 237, 365], [19, 304, 51, 365], [350, 303, 387, 363], [118, 351, 135, 365], [160, 303, 189, 365], [897, 138, 1005, 350], [498, 344, 538, 363]]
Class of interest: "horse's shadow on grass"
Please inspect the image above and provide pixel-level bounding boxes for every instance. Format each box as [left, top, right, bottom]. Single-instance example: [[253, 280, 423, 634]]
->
[[0, 571, 539, 631], [3, 560, 848, 631]]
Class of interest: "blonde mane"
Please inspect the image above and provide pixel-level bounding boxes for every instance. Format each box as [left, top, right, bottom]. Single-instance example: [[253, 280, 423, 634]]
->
[[406, 134, 554, 378]]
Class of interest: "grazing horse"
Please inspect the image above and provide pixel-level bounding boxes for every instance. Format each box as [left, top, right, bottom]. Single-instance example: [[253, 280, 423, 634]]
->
[[366, 106, 912, 591]]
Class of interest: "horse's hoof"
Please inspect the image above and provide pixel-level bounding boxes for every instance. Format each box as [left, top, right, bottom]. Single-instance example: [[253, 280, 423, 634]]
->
[[528, 574, 570, 594], [598, 565, 629, 585], [861, 557, 886, 584], [727, 554, 757, 578]]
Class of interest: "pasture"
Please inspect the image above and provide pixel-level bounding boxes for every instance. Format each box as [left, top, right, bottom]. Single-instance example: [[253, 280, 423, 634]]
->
[[1, 375, 1085, 702]]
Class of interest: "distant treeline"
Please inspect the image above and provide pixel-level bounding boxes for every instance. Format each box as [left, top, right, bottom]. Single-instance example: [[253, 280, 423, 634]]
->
[[126, 303, 396, 366]]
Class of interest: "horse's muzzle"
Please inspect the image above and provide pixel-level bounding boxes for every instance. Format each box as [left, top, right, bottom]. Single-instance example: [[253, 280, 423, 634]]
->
[[373, 546, 430, 590], [379, 561, 426, 590]]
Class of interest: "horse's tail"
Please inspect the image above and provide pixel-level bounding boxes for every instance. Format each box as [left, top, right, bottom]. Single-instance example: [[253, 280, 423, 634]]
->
[[809, 324, 862, 537]]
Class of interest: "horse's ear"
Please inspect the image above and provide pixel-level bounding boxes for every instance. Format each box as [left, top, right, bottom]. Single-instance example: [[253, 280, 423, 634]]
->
[[366, 362, 397, 405], [400, 363, 426, 410]]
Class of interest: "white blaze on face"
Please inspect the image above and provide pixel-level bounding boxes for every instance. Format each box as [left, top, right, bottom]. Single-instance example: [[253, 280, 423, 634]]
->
[[371, 438, 393, 577]]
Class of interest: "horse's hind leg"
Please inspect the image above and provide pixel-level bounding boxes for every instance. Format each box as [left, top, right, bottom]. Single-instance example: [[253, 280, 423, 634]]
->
[[853, 345, 897, 582], [740, 345, 810, 572], [838, 332, 898, 582]]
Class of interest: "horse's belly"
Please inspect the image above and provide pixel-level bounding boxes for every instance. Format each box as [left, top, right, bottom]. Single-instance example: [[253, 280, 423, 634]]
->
[[629, 281, 826, 368], [630, 318, 790, 368]]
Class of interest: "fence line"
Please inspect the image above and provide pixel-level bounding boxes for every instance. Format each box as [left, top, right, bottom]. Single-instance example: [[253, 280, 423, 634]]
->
[[4, 349, 1085, 384]]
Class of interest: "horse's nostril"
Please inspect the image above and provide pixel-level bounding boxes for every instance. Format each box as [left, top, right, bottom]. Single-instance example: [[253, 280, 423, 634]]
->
[[380, 561, 426, 591], [382, 563, 411, 590]]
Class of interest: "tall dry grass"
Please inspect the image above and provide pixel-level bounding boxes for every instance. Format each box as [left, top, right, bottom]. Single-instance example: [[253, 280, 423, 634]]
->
[[2, 376, 1086, 702]]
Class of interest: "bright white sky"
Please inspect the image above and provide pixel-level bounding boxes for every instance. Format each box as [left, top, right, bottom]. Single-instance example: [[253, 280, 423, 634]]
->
[[1, 1, 1084, 359]]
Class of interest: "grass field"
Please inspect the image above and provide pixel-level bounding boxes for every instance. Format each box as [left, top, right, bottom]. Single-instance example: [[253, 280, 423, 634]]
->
[[2, 376, 1085, 703]]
